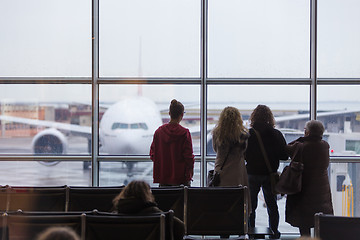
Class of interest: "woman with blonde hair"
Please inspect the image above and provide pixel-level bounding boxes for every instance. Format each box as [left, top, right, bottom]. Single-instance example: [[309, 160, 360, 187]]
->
[[212, 106, 249, 187], [245, 104, 288, 239]]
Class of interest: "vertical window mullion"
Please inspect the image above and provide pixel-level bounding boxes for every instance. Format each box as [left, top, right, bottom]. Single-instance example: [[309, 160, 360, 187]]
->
[[92, 0, 100, 186], [310, 0, 318, 119]]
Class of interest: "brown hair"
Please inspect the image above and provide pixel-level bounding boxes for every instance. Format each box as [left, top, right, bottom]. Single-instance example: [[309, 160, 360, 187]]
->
[[169, 99, 184, 119], [212, 106, 247, 146], [112, 180, 155, 208], [249, 104, 275, 127], [36, 227, 80, 240]]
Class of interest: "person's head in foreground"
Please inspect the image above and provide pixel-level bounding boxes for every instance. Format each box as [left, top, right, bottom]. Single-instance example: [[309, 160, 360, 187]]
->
[[37, 226, 80, 240], [112, 180, 155, 209]]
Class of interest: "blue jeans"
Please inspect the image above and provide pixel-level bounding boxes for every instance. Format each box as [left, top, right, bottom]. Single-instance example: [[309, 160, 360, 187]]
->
[[248, 174, 280, 237]]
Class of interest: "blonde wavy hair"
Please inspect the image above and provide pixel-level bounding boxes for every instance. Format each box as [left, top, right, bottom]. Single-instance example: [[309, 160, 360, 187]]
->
[[212, 106, 247, 146]]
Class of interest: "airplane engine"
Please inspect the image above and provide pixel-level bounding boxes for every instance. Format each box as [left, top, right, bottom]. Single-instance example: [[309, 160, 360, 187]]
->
[[31, 128, 68, 155]]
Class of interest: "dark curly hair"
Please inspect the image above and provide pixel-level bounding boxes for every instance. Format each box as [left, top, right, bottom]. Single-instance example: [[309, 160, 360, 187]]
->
[[249, 104, 275, 127]]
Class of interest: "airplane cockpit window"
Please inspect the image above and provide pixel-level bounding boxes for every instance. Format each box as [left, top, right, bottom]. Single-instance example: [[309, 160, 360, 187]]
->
[[112, 123, 148, 130], [112, 123, 129, 130], [131, 123, 148, 130], [139, 123, 148, 130]]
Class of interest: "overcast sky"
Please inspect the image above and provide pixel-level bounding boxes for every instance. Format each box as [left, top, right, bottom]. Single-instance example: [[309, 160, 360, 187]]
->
[[0, 0, 359, 110]]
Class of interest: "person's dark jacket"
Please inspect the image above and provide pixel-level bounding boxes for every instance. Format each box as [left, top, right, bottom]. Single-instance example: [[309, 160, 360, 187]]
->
[[114, 198, 185, 240], [245, 123, 288, 175], [285, 136, 334, 228]]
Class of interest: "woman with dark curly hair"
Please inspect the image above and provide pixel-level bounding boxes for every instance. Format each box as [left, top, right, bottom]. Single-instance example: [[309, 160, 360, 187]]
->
[[245, 104, 288, 239]]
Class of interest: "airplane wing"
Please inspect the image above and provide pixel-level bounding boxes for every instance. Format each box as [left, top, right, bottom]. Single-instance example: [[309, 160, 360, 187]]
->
[[0, 115, 91, 137], [275, 109, 360, 122]]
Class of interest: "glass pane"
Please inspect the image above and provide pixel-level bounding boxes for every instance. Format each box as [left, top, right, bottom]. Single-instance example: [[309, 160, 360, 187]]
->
[[99, 84, 200, 155], [0, 0, 91, 77], [0, 84, 92, 155], [318, 0, 360, 78], [330, 162, 360, 217], [100, 0, 201, 77], [0, 161, 91, 186], [318, 85, 360, 156], [208, 0, 310, 78], [207, 85, 310, 155], [100, 161, 201, 187], [206, 161, 298, 233]]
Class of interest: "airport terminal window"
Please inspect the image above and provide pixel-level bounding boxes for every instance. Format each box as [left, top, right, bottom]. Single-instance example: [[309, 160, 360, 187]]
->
[[318, 0, 360, 78], [0, 84, 92, 156], [99, 0, 201, 77], [0, 0, 91, 77], [318, 85, 360, 156], [0, 160, 92, 186], [99, 161, 201, 187], [208, 0, 310, 78], [99, 84, 200, 156], [207, 84, 310, 155]]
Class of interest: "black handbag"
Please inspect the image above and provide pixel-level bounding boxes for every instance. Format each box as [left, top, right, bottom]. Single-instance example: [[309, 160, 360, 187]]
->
[[207, 145, 232, 187], [253, 129, 280, 195], [275, 142, 304, 195], [207, 170, 220, 187]]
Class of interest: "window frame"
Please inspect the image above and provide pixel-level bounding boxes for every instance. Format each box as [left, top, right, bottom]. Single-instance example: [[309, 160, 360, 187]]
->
[[0, 0, 359, 188]]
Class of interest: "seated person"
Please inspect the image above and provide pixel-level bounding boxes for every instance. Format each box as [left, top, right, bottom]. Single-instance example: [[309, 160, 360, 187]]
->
[[112, 180, 185, 240], [36, 226, 80, 240]]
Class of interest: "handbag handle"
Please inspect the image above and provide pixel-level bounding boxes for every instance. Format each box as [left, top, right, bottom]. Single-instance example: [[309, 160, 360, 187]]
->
[[253, 129, 273, 174]]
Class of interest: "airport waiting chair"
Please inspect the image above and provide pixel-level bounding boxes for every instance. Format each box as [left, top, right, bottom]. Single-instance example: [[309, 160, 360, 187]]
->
[[0, 187, 8, 211], [6, 186, 67, 211], [66, 186, 123, 212], [183, 186, 248, 239], [9, 209, 96, 216], [314, 212, 360, 240], [152, 187, 184, 221], [2, 214, 84, 240], [84, 213, 167, 240], [0, 214, 9, 240], [91, 210, 175, 240]]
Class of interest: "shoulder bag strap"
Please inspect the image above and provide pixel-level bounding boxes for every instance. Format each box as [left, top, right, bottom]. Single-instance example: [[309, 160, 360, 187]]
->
[[253, 129, 273, 174], [219, 144, 233, 170], [292, 142, 304, 163]]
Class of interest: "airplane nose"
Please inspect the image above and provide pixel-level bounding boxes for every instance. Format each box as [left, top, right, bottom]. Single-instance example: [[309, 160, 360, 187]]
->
[[108, 131, 150, 155]]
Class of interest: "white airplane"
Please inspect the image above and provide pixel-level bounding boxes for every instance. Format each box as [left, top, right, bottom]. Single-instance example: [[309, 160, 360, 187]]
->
[[0, 97, 163, 171]]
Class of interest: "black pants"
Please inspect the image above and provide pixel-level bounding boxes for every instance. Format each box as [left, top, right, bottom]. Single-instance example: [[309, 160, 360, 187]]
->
[[248, 174, 280, 238]]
